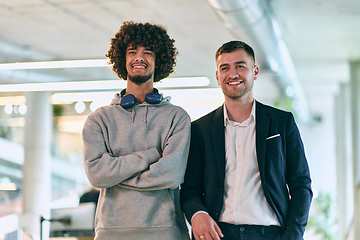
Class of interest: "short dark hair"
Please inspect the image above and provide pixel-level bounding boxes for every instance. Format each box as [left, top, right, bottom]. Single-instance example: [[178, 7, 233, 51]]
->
[[215, 40, 255, 64], [106, 21, 178, 82]]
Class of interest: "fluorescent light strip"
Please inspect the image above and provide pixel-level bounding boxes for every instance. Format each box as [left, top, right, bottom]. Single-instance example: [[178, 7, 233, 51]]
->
[[0, 77, 210, 92], [51, 87, 222, 104], [155, 77, 209, 88], [0, 59, 110, 70], [0, 183, 17, 191], [0, 96, 26, 105], [52, 92, 113, 103], [0, 80, 126, 92]]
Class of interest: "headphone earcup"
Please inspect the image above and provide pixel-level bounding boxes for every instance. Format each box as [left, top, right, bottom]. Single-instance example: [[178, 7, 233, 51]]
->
[[119, 89, 162, 109], [145, 92, 162, 104], [120, 94, 137, 109]]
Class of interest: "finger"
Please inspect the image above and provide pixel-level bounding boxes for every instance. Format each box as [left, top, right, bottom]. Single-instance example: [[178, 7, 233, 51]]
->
[[199, 235, 206, 240], [195, 233, 204, 240], [214, 222, 224, 238], [204, 232, 214, 240], [209, 231, 220, 240]]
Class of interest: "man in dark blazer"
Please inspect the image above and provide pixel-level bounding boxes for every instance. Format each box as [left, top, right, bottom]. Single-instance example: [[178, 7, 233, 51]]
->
[[180, 41, 312, 240]]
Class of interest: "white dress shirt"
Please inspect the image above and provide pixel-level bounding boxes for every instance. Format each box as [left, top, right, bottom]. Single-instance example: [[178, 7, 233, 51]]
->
[[219, 102, 280, 226]]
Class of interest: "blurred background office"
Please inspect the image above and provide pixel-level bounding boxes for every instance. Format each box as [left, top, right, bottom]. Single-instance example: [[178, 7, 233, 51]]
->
[[0, 0, 359, 239]]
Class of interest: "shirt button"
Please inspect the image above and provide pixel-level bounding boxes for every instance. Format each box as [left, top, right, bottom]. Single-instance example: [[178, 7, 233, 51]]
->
[[235, 208, 238, 212], [240, 227, 245, 232], [237, 145, 241, 149], [236, 187, 239, 190]]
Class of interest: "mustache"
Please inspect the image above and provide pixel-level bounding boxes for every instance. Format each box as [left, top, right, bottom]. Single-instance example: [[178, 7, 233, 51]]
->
[[226, 75, 243, 82], [131, 61, 148, 67]]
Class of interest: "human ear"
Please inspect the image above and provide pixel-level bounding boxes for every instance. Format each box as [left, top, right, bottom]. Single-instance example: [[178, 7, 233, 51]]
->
[[253, 65, 259, 80]]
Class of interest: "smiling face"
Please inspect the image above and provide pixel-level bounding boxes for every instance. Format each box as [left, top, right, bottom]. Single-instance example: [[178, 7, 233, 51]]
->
[[125, 45, 156, 84], [216, 49, 259, 102]]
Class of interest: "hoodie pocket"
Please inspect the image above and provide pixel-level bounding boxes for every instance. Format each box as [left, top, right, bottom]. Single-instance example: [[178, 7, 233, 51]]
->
[[98, 186, 176, 229]]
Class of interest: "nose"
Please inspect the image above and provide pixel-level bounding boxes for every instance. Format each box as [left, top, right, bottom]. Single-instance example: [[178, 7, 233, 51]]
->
[[134, 52, 145, 62], [232, 74, 240, 79], [230, 68, 239, 79], [230, 72, 239, 79]]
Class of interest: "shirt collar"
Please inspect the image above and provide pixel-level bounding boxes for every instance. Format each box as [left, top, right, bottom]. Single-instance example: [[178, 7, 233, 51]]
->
[[223, 101, 256, 127]]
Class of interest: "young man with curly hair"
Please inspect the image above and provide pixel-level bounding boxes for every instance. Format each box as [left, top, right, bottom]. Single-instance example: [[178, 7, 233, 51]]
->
[[82, 21, 191, 240]]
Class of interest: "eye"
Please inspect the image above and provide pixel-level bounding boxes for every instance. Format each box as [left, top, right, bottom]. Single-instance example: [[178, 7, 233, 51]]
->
[[220, 66, 228, 71], [237, 65, 245, 69], [144, 51, 153, 55]]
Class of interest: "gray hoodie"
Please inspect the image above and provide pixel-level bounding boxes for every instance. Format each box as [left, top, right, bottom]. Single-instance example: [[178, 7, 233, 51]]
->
[[82, 93, 191, 240]]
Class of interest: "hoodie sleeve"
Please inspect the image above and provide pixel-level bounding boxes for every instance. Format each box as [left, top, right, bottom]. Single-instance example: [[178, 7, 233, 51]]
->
[[118, 113, 191, 191], [82, 113, 160, 188]]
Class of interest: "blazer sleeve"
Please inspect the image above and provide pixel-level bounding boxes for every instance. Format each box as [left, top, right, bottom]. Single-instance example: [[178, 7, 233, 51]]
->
[[282, 113, 313, 240], [180, 123, 208, 223]]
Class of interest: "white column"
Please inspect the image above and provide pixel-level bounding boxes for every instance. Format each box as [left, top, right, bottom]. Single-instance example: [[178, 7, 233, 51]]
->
[[350, 61, 360, 239], [335, 83, 354, 240], [20, 91, 52, 240]]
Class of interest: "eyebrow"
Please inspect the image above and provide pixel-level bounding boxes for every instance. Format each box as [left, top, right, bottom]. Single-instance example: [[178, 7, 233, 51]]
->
[[126, 47, 154, 56], [218, 63, 229, 69], [235, 61, 247, 65], [126, 46, 136, 51], [219, 61, 247, 68]]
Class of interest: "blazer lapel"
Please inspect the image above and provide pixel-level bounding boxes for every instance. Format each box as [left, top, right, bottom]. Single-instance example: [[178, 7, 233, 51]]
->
[[210, 106, 226, 185], [255, 101, 270, 175]]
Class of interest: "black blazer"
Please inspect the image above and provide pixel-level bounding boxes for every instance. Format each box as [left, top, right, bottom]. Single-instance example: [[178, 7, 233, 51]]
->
[[180, 101, 312, 240]]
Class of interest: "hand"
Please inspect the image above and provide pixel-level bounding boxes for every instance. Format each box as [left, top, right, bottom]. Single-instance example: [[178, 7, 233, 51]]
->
[[191, 213, 224, 240]]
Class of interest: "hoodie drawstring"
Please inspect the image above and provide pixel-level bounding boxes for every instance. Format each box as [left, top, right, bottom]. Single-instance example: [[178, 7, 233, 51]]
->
[[131, 108, 135, 122], [144, 105, 148, 125], [130, 105, 148, 125]]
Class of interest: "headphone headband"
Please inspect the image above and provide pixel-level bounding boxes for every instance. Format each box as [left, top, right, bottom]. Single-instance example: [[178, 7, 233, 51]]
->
[[120, 88, 162, 109]]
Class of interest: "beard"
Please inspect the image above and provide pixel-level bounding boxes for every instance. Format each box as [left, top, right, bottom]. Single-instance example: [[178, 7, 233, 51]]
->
[[222, 80, 254, 100], [128, 73, 153, 84]]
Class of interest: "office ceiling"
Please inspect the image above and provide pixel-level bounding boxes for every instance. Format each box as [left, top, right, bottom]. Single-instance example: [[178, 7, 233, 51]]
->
[[0, 0, 359, 116]]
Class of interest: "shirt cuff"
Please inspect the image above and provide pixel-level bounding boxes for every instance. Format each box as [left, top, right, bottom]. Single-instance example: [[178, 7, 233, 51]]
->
[[191, 211, 209, 223]]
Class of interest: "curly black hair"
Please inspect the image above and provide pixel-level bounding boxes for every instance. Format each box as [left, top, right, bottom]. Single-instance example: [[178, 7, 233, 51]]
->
[[106, 21, 178, 83]]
